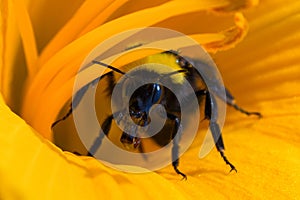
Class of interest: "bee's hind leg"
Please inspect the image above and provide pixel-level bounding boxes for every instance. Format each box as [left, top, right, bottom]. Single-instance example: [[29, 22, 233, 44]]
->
[[225, 88, 262, 118], [205, 92, 237, 173]]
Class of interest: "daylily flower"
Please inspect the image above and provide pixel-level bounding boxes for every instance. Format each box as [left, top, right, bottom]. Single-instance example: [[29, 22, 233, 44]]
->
[[1, 0, 299, 199]]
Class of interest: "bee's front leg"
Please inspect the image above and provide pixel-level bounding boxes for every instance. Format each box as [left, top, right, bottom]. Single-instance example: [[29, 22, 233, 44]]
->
[[168, 114, 187, 180], [88, 114, 114, 156]]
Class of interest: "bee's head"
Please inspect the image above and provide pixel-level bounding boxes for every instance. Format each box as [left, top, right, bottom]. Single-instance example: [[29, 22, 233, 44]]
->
[[129, 83, 162, 127]]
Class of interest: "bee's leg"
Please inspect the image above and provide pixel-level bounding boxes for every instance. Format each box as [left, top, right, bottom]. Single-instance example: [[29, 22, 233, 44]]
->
[[168, 114, 187, 180], [51, 72, 114, 128], [103, 71, 116, 97], [195, 89, 209, 121], [88, 114, 114, 156], [51, 103, 73, 128], [51, 82, 91, 128], [137, 142, 145, 153], [225, 88, 262, 118], [205, 92, 237, 172], [88, 71, 116, 155]]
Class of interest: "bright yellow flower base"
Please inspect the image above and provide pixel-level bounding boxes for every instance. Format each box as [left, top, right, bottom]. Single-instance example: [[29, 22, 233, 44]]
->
[[1, 86, 299, 199], [1, 0, 300, 199], [0, 94, 191, 199]]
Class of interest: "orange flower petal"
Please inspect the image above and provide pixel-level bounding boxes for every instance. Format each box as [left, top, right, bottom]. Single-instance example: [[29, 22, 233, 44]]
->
[[1, 0, 27, 112], [37, 0, 115, 66], [203, 13, 248, 52], [213, 0, 259, 13], [10, 0, 38, 78]]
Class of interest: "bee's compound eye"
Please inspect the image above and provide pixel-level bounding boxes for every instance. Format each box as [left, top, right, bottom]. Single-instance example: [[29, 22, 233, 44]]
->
[[151, 83, 161, 104]]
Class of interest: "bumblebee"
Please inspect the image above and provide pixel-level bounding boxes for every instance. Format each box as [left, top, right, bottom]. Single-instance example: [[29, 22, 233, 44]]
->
[[52, 50, 261, 179]]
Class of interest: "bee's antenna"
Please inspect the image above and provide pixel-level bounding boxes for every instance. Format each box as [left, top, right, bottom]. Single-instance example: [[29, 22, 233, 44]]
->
[[92, 60, 126, 75], [165, 69, 187, 76], [159, 69, 187, 81], [92, 60, 186, 82]]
